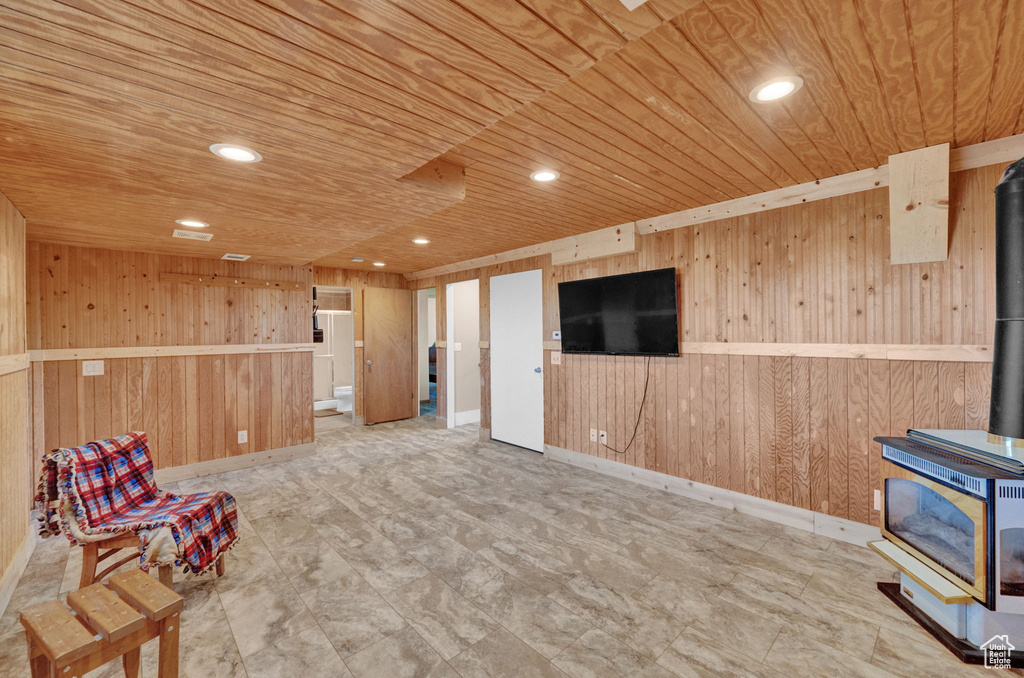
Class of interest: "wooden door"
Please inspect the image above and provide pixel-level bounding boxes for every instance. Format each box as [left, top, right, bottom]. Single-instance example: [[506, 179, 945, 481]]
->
[[363, 287, 417, 424]]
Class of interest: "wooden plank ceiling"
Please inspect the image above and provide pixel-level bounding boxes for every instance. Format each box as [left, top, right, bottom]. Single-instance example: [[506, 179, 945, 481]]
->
[[0, 0, 1020, 271]]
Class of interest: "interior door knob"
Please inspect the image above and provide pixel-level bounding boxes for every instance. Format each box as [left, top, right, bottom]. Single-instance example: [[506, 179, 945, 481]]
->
[[366, 359, 373, 365], [534, 367, 542, 373]]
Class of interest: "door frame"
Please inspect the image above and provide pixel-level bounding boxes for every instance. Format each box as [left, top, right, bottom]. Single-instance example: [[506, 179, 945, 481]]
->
[[445, 282, 456, 428], [312, 285, 355, 425], [416, 288, 437, 419], [444, 280, 481, 429]]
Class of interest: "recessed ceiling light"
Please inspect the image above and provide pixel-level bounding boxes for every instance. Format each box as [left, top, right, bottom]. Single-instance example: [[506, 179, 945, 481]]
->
[[412, 238, 430, 244], [209, 143, 262, 162], [175, 219, 208, 228], [749, 76, 803, 103], [351, 256, 364, 263], [373, 262, 386, 267], [530, 170, 559, 182]]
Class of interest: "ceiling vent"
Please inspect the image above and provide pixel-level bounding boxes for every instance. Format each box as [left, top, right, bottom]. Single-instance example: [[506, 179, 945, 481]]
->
[[221, 253, 251, 261], [173, 229, 213, 241]]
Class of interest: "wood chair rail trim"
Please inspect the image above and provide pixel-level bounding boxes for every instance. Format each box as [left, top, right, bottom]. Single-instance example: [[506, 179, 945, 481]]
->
[[29, 344, 315, 361], [543, 342, 992, 362], [0, 352, 29, 377]]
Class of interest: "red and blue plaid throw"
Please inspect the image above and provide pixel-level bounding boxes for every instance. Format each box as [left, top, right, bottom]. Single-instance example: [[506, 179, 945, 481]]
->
[[36, 432, 238, 574]]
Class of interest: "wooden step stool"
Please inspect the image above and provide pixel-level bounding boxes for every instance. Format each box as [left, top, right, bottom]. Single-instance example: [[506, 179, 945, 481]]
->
[[20, 568, 183, 678]]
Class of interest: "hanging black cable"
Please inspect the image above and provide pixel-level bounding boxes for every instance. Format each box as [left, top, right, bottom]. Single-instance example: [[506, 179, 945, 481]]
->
[[600, 355, 652, 455]]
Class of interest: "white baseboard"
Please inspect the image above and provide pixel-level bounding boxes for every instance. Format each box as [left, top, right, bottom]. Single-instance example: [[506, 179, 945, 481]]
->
[[543, 445, 881, 548], [154, 442, 316, 483], [453, 409, 481, 427], [0, 526, 35, 621]]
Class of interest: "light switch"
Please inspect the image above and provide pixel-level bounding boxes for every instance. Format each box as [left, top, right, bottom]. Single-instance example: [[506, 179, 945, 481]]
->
[[550, 351, 562, 365], [82, 360, 104, 376], [453, 342, 462, 352]]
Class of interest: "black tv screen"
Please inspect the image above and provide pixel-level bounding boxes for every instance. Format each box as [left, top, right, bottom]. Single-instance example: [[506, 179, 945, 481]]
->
[[558, 268, 679, 356]]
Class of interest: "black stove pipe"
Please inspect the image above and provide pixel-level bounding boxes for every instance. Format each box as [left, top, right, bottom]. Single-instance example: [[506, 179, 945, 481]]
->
[[989, 157, 1024, 441]]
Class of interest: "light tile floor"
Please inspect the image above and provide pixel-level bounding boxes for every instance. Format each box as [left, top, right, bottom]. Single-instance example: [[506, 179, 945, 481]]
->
[[0, 417, 1008, 677]]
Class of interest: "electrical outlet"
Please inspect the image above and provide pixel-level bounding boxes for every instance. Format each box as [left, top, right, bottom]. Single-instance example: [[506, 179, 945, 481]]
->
[[873, 489, 881, 511], [590, 428, 597, 442], [82, 360, 104, 376], [238, 430, 248, 444], [599, 430, 608, 445], [550, 351, 562, 365]]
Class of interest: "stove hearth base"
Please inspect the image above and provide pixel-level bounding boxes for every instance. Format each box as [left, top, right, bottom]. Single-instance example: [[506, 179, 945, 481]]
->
[[878, 582, 1024, 668]]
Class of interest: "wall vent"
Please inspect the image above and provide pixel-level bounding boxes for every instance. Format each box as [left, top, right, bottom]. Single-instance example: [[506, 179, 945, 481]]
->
[[221, 253, 251, 261], [172, 229, 213, 241]]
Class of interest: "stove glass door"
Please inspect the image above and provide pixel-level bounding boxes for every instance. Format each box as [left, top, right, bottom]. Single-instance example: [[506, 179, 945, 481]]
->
[[886, 478, 975, 583], [882, 460, 987, 601]]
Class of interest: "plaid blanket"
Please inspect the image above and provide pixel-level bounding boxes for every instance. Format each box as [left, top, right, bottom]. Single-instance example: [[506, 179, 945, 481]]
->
[[36, 432, 238, 574]]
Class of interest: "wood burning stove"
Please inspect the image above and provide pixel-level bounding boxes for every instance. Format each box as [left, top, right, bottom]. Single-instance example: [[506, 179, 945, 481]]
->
[[871, 430, 1024, 665], [866, 156, 1024, 666]]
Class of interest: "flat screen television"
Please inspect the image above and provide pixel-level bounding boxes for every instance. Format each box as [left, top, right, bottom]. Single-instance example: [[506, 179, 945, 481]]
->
[[557, 268, 679, 356]]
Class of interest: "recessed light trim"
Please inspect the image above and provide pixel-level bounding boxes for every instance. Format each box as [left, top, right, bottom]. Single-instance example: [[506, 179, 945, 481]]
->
[[351, 256, 365, 263], [175, 219, 208, 228], [209, 143, 262, 163], [372, 262, 386, 267], [749, 76, 803, 103], [412, 238, 430, 244], [530, 170, 559, 182]]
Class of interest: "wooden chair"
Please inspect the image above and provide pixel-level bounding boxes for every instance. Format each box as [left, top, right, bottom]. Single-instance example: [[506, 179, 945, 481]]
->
[[79, 533, 224, 590], [37, 432, 238, 592]]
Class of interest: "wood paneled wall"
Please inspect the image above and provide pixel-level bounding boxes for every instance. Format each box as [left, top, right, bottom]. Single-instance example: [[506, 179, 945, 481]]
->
[[26, 243, 315, 471], [312, 267, 408, 419], [27, 243, 313, 349], [1, 189, 29, 584], [408, 163, 1002, 525], [545, 354, 990, 526], [37, 352, 312, 470]]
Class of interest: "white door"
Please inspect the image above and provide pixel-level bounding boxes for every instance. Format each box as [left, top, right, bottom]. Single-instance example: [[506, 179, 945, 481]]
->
[[490, 269, 544, 451]]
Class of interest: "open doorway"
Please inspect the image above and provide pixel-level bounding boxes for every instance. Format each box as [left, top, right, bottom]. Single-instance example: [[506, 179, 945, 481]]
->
[[312, 286, 355, 426], [445, 279, 480, 427], [417, 288, 437, 417]]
